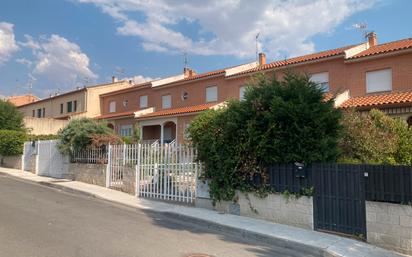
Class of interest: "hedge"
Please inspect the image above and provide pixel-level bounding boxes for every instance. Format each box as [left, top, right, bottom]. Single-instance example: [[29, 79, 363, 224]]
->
[[0, 130, 27, 156]]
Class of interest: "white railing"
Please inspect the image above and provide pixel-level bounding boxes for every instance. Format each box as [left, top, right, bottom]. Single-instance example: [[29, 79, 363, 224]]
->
[[71, 147, 108, 164], [136, 144, 201, 203]]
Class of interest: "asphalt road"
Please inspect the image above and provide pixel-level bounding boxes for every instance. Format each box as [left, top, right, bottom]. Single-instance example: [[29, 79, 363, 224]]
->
[[0, 174, 311, 257]]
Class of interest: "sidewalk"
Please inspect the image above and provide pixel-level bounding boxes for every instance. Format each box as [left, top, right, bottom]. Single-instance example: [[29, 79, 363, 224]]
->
[[0, 167, 407, 257]]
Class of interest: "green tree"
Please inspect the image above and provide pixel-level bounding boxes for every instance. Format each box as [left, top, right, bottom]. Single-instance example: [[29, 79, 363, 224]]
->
[[189, 72, 342, 201], [57, 118, 119, 154], [0, 99, 25, 131]]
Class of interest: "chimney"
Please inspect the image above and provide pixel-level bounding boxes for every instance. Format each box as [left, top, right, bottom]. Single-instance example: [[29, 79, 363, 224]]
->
[[112, 76, 118, 83], [184, 67, 196, 78], [367, 32, 377, 47], [258, 53, 266, 66]]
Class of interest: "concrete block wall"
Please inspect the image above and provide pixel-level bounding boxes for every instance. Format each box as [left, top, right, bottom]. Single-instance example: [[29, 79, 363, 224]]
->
[[366, 201, 412, 255], [196, 186, 313, 230], [237, 192, 314, 230]]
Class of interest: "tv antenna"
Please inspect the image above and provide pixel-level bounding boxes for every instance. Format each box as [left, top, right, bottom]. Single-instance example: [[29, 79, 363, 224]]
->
[[183, 52, 188, 69], [255, 32, 260, 63], [353, 22, 369, 39], [115, 67, 125, 77], [27, 75, 36, 96]]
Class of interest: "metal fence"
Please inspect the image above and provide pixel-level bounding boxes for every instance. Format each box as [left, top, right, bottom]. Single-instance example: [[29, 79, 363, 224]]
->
[[136, 144, 201, 203], [71, 147, 108, 164]]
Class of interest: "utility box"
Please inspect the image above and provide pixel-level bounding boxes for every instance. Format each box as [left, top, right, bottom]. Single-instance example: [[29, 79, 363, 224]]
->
[[294, 162, 306, 178]]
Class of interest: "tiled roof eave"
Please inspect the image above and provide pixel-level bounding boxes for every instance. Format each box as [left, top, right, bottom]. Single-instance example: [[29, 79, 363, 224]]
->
[[346, 47, 412, 62], [226, 54, 345, 79]]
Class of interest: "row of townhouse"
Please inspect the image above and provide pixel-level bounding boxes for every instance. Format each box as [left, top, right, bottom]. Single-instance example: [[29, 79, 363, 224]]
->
[[98, 33, 412, 144], [17, 32, 412, 141]]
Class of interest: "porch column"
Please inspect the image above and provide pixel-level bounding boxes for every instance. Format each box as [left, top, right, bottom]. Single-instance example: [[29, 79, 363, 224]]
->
[[160, 124, 164, 144], [139, 125, 143, 142]]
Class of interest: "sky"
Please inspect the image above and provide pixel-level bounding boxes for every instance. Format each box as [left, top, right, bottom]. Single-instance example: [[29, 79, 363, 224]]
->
[[0, 0, 411, 98]]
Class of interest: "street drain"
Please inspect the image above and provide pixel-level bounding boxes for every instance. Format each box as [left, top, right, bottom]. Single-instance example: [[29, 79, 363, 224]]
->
[[186, 254, 214, 257]]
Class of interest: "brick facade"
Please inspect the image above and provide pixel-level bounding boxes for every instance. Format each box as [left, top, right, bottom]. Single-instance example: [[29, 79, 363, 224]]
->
[[98, 38, 412, 142]]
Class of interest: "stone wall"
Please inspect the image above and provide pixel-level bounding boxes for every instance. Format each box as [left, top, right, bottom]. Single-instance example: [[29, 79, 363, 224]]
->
[[69, 163, 106, 187], [366, 201, 412, 255], [111, 166, 135, 195], [0, 155, 22, 170]]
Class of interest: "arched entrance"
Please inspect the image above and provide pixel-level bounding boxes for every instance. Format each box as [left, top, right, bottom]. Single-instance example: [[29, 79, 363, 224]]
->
[[162, 121, 176, 144]]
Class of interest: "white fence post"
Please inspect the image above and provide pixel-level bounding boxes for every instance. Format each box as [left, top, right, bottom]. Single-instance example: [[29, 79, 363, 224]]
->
[[135, 143, 141, 197], [106, 144, 111, 188]]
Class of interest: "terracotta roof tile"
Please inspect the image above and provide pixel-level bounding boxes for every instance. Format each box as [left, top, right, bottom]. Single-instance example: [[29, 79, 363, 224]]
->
[[323, 93, 334, 102], [350, 38, 412, 59], [340, 91, 412, 109], [6, 95, 39, 106], [183, 69, 225, 81], [138, 103, 218, 119], [229, 45, 354, 77], [98, 110, 135, 120]]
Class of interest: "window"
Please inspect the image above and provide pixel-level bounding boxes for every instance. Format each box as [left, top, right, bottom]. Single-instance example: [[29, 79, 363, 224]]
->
[[139, 95, 148, 108], [239, 86, 246, 100], [366, 69, 392, 93], [120, 125, 133, 137], [73, 101, 77, 112], [162, 94, 171, 109], [109, 101, 116, 113], [206, 86, 218, 103], [310, 72, 329, 92], [32, 110, 35, 117], [60, 103, 63, 114], [67, 101, 73, 113], [37, 109, 42, 118], [42, 108, 45, 118]]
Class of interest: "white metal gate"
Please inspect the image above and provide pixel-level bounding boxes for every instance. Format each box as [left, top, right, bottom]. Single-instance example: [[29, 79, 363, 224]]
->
[[106, 144, 139, 188], [22, 141, 37, 171], [136, 144, 201, 203], [37, 140, 69, 178]]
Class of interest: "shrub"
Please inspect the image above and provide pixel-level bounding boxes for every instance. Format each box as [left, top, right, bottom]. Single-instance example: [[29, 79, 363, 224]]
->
[[27, 134, 59, 141], [340, 109, 412, 165], [0, 130, 27, 156], [90, 134, 123, 148], [57, 118, 118, 154], [0, 100, 25, 131], [189, 72, 342, 201]]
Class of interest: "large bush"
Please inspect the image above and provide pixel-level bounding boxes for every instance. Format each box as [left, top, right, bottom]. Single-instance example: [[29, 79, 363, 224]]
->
[[340, 109, 412, 165], [0, 99, 25, 131], [0, 130, 27, 156], [189, 73, 342, 201], [57, 118, 120, 154]]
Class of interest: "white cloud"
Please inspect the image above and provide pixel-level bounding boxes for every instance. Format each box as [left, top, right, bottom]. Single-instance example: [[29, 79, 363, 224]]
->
[[16, 58, 33, 67], [0, 22, 19, 64], [21, 34, 98, 91], [124, 75, 157, 84], [75, 0, 376, 59]]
